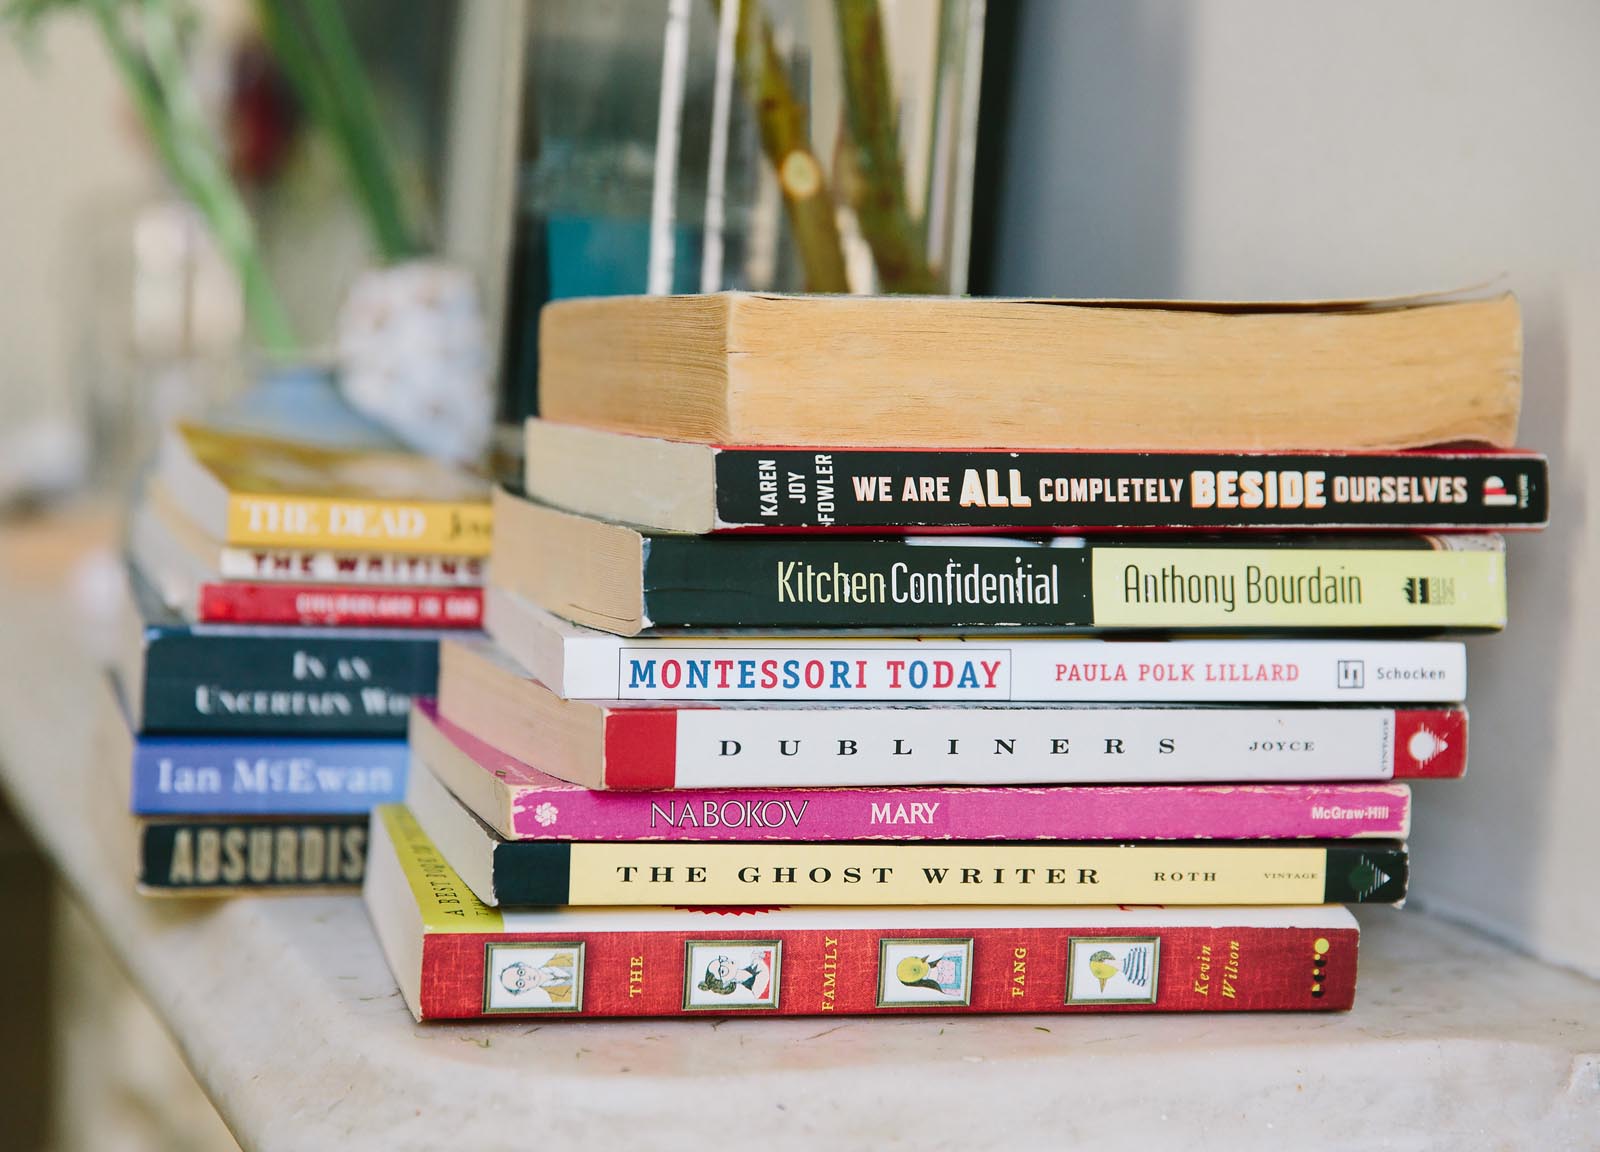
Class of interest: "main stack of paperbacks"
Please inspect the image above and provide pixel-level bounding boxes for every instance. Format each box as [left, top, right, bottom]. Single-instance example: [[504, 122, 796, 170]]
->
[[366, 291, 1546, 1020], [104, 424, 493, 894]]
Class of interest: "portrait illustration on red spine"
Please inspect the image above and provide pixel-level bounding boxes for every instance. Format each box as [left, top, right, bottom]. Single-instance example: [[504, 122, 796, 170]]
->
[[1065, 937, 1160, 1005], [876, 939, 975, 1007], [482, 942, 584, 1014], [683, 942, 782, 1010]]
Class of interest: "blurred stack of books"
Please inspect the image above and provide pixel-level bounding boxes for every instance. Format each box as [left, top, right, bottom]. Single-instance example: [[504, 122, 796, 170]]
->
[[101, 425, 491, 893]]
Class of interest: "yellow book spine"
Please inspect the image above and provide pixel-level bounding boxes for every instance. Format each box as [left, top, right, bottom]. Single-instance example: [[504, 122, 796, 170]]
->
[[379, 806, 505, 932], [565, 844, 1333, 905], [224, 494, 493, 556], [1090, 546, 1505, 628]]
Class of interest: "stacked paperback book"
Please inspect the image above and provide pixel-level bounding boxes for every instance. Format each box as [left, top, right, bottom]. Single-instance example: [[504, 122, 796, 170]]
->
[[365, 291, 1547, 1018], [101, 424, 492, 892]]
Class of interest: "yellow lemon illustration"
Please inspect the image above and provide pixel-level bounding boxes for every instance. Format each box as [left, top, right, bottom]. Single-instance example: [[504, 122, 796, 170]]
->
[[897, 956, 930, 986], [1088, 949, 1120, 992]]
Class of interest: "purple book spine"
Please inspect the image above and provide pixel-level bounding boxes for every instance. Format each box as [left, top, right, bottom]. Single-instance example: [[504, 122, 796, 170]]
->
[[501, 782, 1410, 841]]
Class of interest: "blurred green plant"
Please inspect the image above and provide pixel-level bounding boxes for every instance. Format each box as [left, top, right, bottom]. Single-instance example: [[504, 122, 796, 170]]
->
[[4, 0, 302, 354], [5, 0, 423, 357], [250, 0, 420, 262]]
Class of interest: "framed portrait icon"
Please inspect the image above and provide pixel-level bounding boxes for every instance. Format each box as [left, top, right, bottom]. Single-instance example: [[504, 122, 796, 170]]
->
[[876, 938, 975, 1007], [1065, 936, 1161, 1006], [682, 940, 783, 1010], [482, 941, 585, 1014]]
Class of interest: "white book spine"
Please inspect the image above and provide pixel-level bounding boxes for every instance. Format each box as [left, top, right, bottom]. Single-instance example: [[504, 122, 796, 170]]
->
[[669, 706, 1398, 788], [217, 548, 484, 586], [552, 638, 1465, 703]]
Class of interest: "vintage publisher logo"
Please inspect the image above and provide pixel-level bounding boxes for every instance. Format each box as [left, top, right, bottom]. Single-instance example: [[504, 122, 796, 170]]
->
[[1482, 476, 1518, 507], [1405, 724, 1449, 767], [1403, 576, 1456, 606]]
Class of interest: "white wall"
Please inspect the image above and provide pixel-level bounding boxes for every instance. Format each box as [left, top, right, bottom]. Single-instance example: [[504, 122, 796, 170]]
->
[[0, 19, 153, 424], [997, 0, 1598, 973]]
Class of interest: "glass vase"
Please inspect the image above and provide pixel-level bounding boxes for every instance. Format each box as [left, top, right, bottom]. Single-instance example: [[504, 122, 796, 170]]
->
[[502, 0, 988, 421]]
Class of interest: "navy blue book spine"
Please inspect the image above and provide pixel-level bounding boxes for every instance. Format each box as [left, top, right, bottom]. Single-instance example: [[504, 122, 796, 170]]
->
[[127, 561, 440, 735], [137, 628, 440, 735]]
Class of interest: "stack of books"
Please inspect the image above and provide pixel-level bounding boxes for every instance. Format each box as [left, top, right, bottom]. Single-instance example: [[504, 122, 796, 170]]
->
[[101, 424, 492, 893], [366, 291, 1545, 1018]]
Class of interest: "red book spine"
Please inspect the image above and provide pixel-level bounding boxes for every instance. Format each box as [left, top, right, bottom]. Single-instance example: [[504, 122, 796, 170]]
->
[[197, 582, 483, 628], [420, 920, 1356, 1019], [1392, 708, 1467, 778], [591, 706, 1467, 787]]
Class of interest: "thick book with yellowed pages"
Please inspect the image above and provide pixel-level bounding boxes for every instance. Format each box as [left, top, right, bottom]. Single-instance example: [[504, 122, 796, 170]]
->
[[522, 419, 1549, 535], [157, 424, 493, 556], [538, 292, 1522, 450]]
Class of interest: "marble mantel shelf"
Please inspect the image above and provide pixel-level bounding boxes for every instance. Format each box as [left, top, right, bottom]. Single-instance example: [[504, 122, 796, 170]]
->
[[0, 575, 1596, 1151]]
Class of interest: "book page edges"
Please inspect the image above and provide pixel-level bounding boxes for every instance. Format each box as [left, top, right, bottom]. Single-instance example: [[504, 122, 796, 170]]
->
[[375, 805, 504, 934]]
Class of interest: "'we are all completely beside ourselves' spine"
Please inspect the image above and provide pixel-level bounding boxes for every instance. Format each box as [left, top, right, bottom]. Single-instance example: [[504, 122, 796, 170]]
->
[[369, 807, 1360, 1019], [523, 417, 1547, 532], [703, 448, 1548, 530]]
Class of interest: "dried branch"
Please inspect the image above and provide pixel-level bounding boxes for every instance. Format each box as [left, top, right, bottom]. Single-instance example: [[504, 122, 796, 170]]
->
[[719, 0, 849, 293], [833, 0, 941, 293]]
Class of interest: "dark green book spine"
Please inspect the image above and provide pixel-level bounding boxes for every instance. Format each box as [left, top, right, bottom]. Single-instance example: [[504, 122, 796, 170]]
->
[[637, 535, 1503, 631], [1322, 845, 1409, 903], [138, 816, 368, 890], [490, 841, 573, 905], [484, 842, 1410, 907], [137, 631, 439, 736], [643, 537, 1095, 628]]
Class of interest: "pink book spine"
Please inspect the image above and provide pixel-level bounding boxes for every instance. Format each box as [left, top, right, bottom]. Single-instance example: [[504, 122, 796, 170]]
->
[[502, 782, 1410, 842]]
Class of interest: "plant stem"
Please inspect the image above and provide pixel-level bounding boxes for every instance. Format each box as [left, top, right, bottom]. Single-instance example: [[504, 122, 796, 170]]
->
[[721, 0, 849, 293], [833, 0, 941, 293], [299, 0, 417, 260], [94, 0, 299, 353]]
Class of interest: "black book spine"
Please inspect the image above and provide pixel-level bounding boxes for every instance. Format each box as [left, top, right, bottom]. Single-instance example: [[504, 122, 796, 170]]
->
[[138, 816, 369, 890], [642, 537, 1095, 628], [481, 841, 1408, 907], [711, 449, 1549, 529], [137, 631, 440, 735], [637, 534, 1490, 631], [1321, 845, 1409, 903], [492, 842, 574, 905]]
